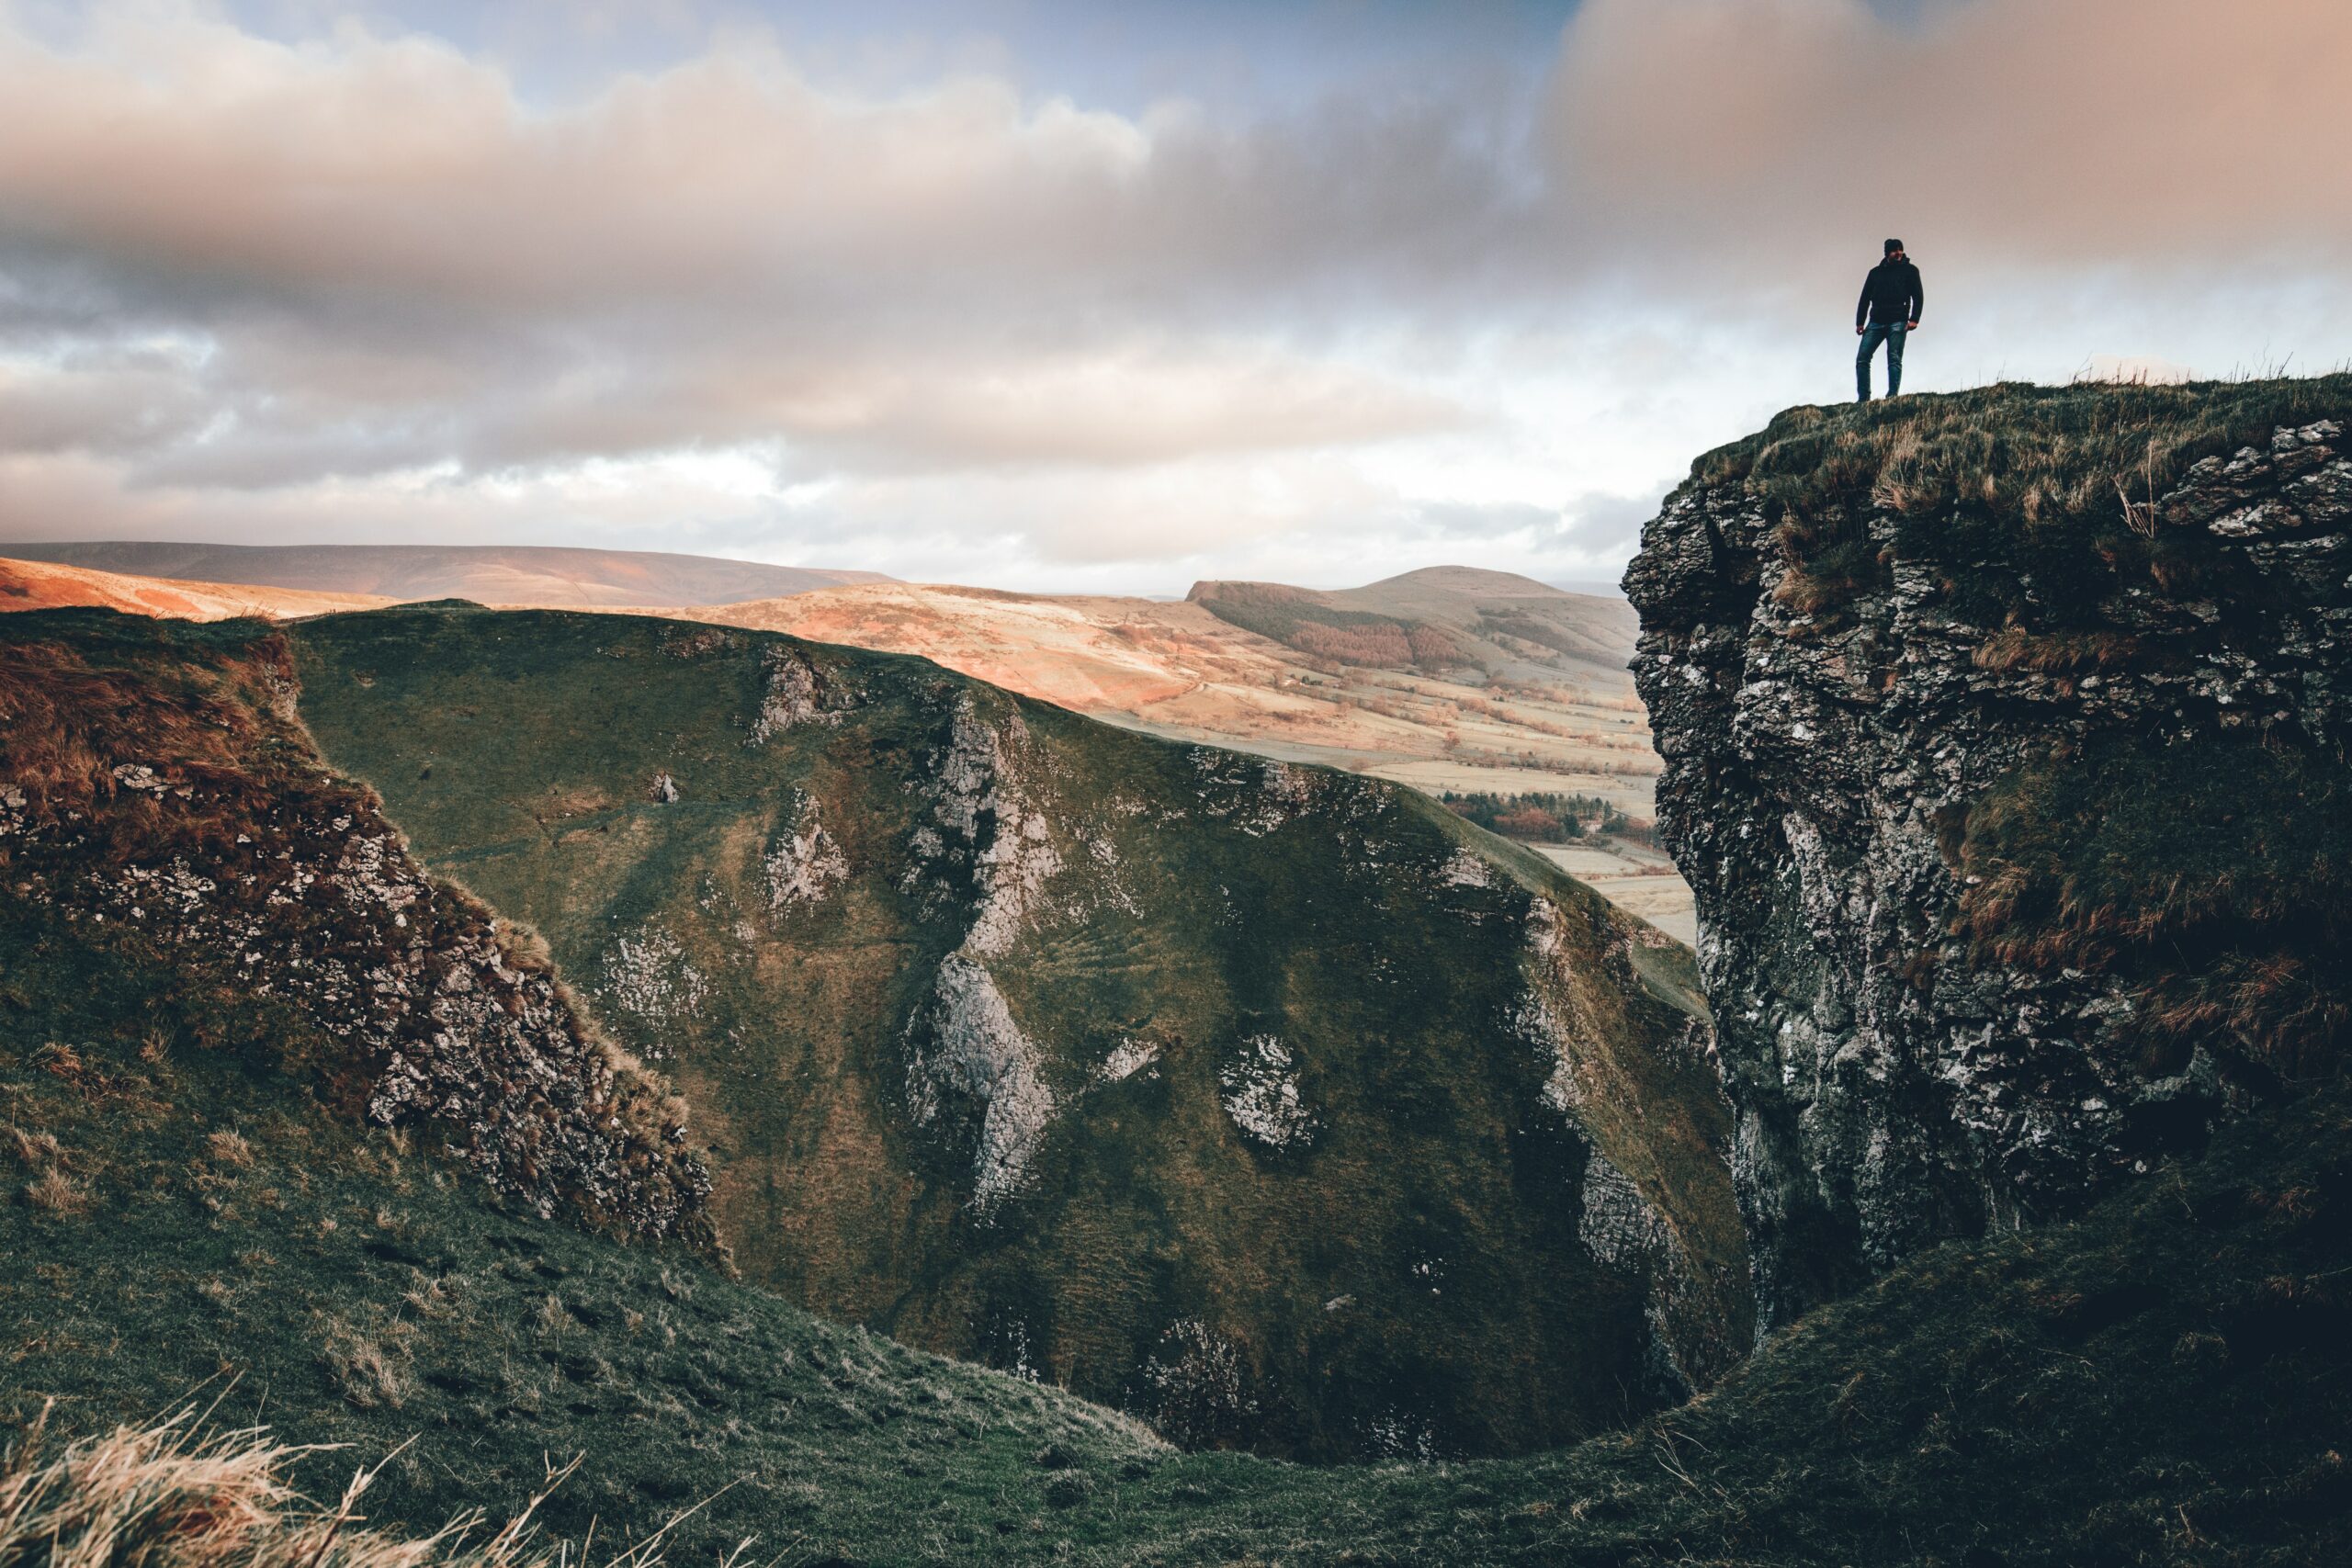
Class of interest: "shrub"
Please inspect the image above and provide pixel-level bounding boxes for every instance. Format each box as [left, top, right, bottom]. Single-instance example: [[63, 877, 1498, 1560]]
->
[[1441, 791, 1630, 841], [6, 1125, 62, 1168]]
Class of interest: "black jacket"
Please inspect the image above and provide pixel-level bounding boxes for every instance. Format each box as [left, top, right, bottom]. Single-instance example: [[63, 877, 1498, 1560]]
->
[[1857, 258, 1924, 329]]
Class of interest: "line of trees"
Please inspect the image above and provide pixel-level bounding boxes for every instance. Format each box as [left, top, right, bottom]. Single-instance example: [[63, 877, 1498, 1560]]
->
[[1439, 790, 1634, 842]]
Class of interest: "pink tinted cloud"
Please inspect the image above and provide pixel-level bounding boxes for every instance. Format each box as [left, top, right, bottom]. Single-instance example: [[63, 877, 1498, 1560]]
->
[[1548, 0, 2352, 274]]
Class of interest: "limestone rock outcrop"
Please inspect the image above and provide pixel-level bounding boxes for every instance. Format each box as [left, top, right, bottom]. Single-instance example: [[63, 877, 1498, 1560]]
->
[[0, 622, 712, 1243], [1628, 397, 2351, 1328]]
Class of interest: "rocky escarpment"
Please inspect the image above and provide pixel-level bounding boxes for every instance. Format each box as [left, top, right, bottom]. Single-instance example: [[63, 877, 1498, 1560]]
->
[[1628, 380, 2352, 1328], [0, 615, 712, 1242]]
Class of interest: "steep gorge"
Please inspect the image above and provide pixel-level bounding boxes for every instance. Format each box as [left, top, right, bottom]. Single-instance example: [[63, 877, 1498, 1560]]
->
[[278, 604, 1751, 1460]]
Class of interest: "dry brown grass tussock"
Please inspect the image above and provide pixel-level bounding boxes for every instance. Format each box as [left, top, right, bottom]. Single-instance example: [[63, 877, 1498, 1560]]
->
[[0, 1405, 742, 1568], [24, 1168, 86, 1214]]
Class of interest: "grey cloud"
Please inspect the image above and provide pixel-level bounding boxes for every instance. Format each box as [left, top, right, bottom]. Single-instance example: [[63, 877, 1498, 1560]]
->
[[1409, 490, 1657, 557], [1411, 501, 1564, 539], [3, 0, 2351, 573], [0, 361, 212, 458], [0, 11, 1518, 492]]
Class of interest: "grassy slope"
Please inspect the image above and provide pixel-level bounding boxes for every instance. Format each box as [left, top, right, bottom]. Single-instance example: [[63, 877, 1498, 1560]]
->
[[8, 930, 2346, 1567], [265, 604, 1740, 1462], [0, 926, 1176, 1567]]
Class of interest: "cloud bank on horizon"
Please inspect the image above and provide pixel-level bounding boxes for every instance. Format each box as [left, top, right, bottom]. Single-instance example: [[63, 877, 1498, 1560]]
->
[[2, 0, 2348, 593]]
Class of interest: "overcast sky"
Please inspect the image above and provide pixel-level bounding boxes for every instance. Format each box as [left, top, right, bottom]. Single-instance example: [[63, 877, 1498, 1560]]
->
[[3, 0, 2349, 594]]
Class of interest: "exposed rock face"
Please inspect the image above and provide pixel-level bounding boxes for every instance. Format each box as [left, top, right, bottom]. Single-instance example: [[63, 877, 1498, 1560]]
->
[[747, 642, 854, 744], [1216, 1034, 1317, 1150], [904, 952, 1057, 1214], [1627, 411, 2352, 1329], [0, 625, 712, 1243], [762, 793, 849, 911]]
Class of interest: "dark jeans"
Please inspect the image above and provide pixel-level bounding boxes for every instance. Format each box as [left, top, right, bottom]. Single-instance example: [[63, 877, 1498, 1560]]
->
[[1856, 322, 1906, 400]]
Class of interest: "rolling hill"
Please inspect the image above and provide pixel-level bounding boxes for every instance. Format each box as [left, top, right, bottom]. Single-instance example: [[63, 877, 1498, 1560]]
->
[[0, 554, 398, 620], [3, 558, 1691, 937], [1188, 567, 1637, 686], [669, 580, 1665, 809], [3, 542, 885, 607]]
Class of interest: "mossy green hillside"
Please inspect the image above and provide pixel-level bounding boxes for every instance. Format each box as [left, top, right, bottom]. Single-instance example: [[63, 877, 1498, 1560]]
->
[[0, 917, 1169, 1566], [0, 610, 710, 1241], [8, 922, 2348, 1567], [286, 604, 1743, 1460]]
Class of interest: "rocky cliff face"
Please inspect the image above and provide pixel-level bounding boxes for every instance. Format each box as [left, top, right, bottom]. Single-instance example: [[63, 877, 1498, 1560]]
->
[[1627, 384, 2352, 1328], [0, 615, 713, 1243]]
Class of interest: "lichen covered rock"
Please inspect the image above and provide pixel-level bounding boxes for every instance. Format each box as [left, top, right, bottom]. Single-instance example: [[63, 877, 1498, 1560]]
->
[[0, 623, 712, 1244], [904, 952, 1057, 1213], [1628, 391, 2352, 1327]]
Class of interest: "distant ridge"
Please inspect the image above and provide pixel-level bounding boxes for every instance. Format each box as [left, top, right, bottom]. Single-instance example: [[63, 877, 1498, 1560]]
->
[[1187, 564, 1636, 682], [4, 542, 886, 608], [1, 555, 397, 620]]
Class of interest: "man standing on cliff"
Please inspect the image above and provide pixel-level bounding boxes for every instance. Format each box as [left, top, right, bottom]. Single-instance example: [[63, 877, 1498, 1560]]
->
[[1855, 239, 1923, 401]]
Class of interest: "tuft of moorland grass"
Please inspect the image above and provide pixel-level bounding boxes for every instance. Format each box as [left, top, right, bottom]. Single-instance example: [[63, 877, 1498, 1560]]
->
[[1688, 374, 2352, 626], [23, 1168, 86, 1215], [0, 1404, 728, 1568]]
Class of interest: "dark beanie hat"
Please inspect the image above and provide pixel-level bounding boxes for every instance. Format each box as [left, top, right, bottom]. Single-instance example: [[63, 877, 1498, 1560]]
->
[[1884, 238, 1905, 254]]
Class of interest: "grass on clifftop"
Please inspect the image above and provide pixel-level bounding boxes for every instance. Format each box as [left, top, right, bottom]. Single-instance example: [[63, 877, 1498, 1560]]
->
[[1685, 377, 2352, 1085], [1690, 374, 2352, 625]]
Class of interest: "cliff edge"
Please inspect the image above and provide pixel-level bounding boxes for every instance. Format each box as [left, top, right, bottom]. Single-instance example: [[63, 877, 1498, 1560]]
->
[[1626, 378, 2351, 1328]]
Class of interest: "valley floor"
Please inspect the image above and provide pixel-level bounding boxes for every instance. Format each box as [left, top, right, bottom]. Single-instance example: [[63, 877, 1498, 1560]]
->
[[10, 969, 2346, 1566]]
